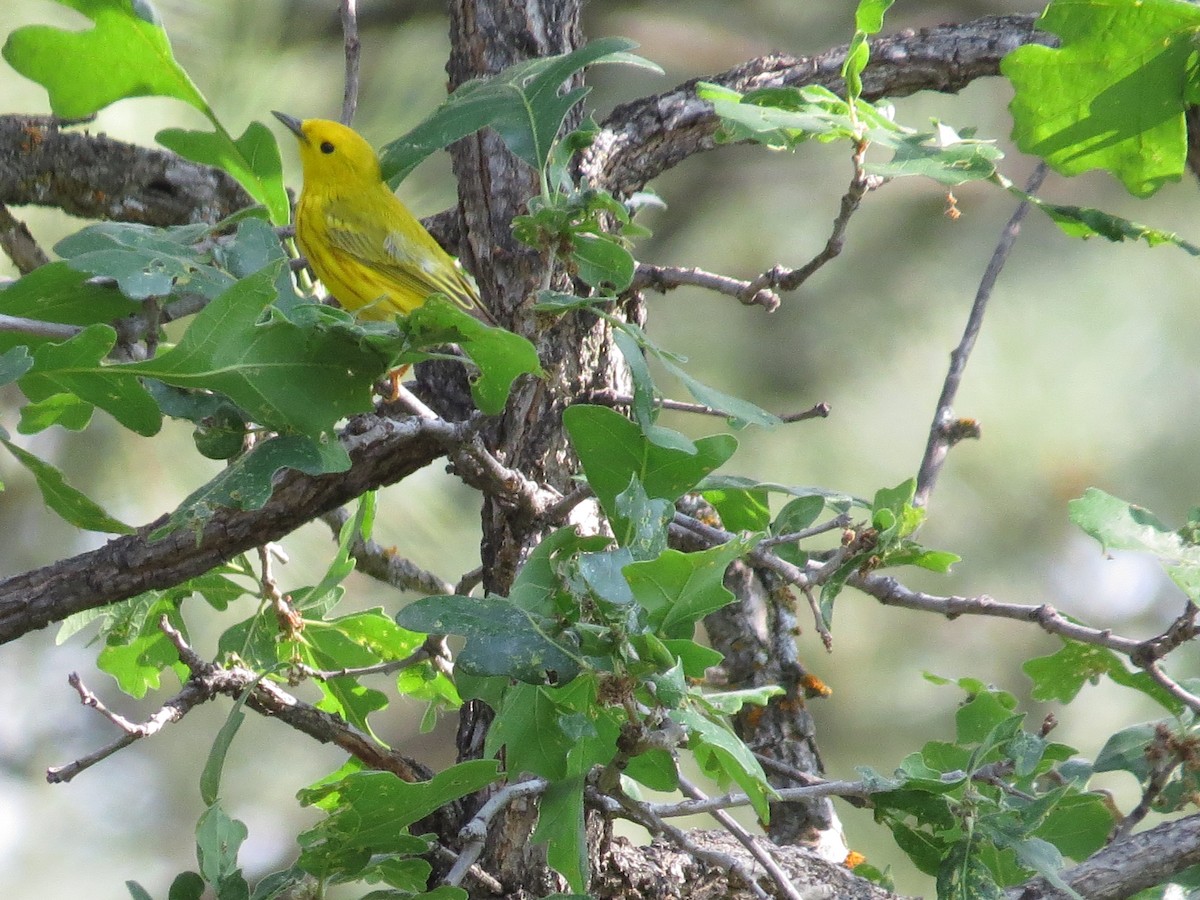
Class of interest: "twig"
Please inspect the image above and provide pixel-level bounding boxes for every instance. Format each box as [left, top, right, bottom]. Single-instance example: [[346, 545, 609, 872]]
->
[[0, 314, 81, 340], [914, 162, 1048, 508], [433, 845, 505, 894], [295, 644, 438, 682], [389, 382, 439, 420], [0, 203, 50, 274], [320, 507, 456, 596], [758, 512, 852, 547], [448, 431, 563, 518], [1143, 661, 1200, 715], [46, 671, 210, 783], [650, 779, 872, 819], [741, 140, 874, 298], [155, 617, 432, 782], [598, 788, 773, 900], [631, 263, 782, 311], [539, 483, 594, 525], [1132, 601, 1200, 667], [444, 779, 548, 887], [677, 774, 806, 900], [1110, 725, 1178, 843], [455, 566, 484, 596], [339, 0, 361, 126], [672, 507, 1200, 701], [799, 583, 831, 651], [581, 389, 830, 424]]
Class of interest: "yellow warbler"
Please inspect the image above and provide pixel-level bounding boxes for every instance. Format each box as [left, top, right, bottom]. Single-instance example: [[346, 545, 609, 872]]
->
[[272, 112, 493, 325]]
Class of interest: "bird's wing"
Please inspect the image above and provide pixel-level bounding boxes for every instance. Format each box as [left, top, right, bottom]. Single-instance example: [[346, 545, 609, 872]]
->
[[322, 197, 493, 323]]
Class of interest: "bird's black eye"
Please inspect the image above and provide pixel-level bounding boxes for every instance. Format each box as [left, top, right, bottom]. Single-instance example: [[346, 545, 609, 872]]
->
[[320, 141, 335, 154]]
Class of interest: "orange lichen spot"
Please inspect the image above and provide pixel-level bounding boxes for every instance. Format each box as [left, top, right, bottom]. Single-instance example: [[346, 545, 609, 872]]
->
[[844, 850, 866, 869], [944, 191, 961, 220], [800, 672, 831, 698], [741, 704, 766, 731], [19, 124, 45, 152]]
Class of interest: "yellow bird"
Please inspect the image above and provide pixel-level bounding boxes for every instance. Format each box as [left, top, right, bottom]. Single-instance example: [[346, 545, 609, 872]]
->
[[272, 112, 494, 325]]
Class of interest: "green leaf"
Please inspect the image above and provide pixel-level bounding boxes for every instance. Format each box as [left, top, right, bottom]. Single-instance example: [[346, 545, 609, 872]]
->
[[0, 347, 33, 385], [855, 0, 896, 32], [1, 437, 135, 533], [18, 392, 95, 433], [570, 232, 635, 291], [124, 263, 388, 435], [624, 539, 753, 639], [1094, 723, 1158, 779], [614, 475, 673, 558], [0, 263, 139, 352], [1035, 793, 1113, 861], [624, 748, 679, 791], [297, 762, 501, 881], [1024, 639, 1181, 714], [1002, 0, 1200, 197], [398, 298, 542, 415], [771, 494, 825, 536], [157, 121, 289, 225], [156, 434, 351, 537], [195, 802, 249, 891], [201, 667, 278, 806], [57, 221, 231, 301], [2, 0, 209, 119], [701, 685, 784, 715], [396, 594, 582, 684], [380, 37, 659, 184], [865, 123, 1002, 186], [19, 324, 162, 436], [702, 486, 771, 532], [126, 881, 155, 900], [1069, 488, 1200, 603], [1016, 192, 1200, 255], [672, 707, 775, 821], [96, 596, 187, 697], [564, 404, 737, 525], [534, 776, 587, 892], [657, 352, 783, 429], [166, 871, 205, 900]]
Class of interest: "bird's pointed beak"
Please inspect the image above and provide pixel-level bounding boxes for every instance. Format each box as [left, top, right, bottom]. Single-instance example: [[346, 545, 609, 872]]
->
[[272, 111, 306, 143]]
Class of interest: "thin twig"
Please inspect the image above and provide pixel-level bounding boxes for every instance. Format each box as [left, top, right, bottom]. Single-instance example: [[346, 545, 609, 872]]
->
[[339, 0, 361, 126], [295, 644, 437, 681], [631, 263, 782, 311], [581, 389, 829, 424], [1109, 726, 1178, 843], [433, 846, 505, 894], [47, 671, 211, 783], [0, 203, 50, 274], [914, 162, 1048, 508], [741, 139, 875, 297], [673, 506, 1200, 702], [1143, 661, 1200, 715], [444, 779, 548, 887], [0, 314, 81, 340], [320, 507, 456, 596], [677, 774, 806, 900], [759, 512, 852, 547], [539, 483, 594, 525], [599, 788, 772, 900]]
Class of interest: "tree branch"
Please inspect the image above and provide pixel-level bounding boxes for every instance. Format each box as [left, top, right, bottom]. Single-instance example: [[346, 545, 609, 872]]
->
[[0, 115, 252, 225], [580, 14, 1050, 195], [1008, 812, 1200, 900], [0, 414, 465, 644]]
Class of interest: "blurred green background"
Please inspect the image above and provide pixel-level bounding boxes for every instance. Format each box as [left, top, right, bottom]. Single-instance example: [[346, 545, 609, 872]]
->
[[1, 1, 1196, 896]]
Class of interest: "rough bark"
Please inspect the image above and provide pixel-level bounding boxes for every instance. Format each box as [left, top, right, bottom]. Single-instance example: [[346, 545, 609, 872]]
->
[[0, 414, 457, 644]]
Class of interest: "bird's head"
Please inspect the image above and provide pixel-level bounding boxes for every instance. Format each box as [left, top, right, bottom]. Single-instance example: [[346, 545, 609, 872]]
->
[[272, 112, 383, 188]]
